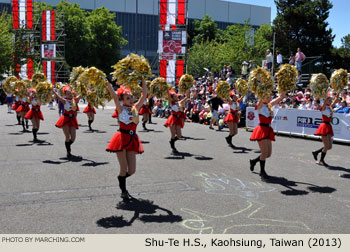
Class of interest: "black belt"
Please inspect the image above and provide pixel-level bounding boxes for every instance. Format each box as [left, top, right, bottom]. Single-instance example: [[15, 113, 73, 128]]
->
[[32, 109, 40, 112], [64, 113, 75, 118], [230, 112, 238, 115], [23, 105, 29, 107], [119, 128, 135, 135], [322, 121, 330, 125], [259, 123, 271, 127], [119, 128, 138, 149]]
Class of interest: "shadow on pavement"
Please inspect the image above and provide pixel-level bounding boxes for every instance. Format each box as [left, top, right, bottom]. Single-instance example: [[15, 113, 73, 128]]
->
[[43, 156, 109, 167], [232, 146, 254, 154], [181, 136, 206, 141], [16, 140, 53, 147], [82, 130, 107, 134], [96, 198, 182, 229], [261, 175, 336, 196], [325, 165, 350, 179], [164, 151, 213, 161]]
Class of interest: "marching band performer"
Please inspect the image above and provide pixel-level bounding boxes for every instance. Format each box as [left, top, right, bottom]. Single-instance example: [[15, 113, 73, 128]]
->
[[105, 80, 147, 202], [312, 94, 339, 166], [53, 86, 82, 158], [249, 92, 286, 179], [16, 94, 30, 132], [25, 89, 44, 142], [139, 95, 152, 130], [12, 96, 22, 124], [164, 89, 190, 153], [83, 100, 96, 131], [224, 90, 242, 148]]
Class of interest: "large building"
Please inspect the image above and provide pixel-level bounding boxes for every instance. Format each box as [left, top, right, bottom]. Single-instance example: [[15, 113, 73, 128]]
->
[[0, 0, 271, 61]]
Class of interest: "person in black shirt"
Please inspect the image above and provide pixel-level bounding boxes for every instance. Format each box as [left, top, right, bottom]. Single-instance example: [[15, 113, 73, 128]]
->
[[208, 93, 223, 130]]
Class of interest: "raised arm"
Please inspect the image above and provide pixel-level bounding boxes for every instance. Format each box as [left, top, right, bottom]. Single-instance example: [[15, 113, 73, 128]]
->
[[179, 90, 190, 106], [52, 89, 66, 104], [331, 92, 340, 108], [256, 99, 263, 110], [106, 81, 122, 113], [270, 92, 286, 107], [135, 79, 147, 111]]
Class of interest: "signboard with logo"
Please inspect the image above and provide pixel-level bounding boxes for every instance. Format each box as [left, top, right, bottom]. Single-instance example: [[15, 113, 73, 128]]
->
[[41, 44, 56, 58], [246, 107, 350, 142]]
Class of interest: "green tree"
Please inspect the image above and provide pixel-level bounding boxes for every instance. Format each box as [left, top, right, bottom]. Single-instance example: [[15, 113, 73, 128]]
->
[[0, 10, 12, 76], [188, 14, 221, 47], [331, 34, 350, 71], [87, 7, 127, 73], [187, 23, 273, 77], [273, 0, 334, 59]]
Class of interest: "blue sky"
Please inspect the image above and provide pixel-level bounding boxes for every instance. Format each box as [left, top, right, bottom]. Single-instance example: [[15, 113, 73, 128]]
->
[[228, 0, 347, 48]]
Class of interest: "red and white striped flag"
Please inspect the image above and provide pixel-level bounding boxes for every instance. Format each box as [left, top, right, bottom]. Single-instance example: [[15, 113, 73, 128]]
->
[[42, 10, 55, 41], [160, 0, 186, 31], [160, 59, 184, 86], [12, 0, 33, 29], [17, 58, 33, 79], [43, 61, 56, 84]]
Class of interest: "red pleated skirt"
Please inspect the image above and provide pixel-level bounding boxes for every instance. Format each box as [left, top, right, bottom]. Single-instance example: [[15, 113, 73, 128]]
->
[[250, 115, 275, 141], [224, 109, 239, 124], [12, 102, 21, 111], [106, 123, 143, 154], [314, 116, 333, 136], [83, 105, 96, 114], [55, 111, 79, 129], [139, 105, 152, 115], [164, 112, 184, 128], [16, 103, 30, 113], [112, 109, 118, 118], [25, 106, 44, 120]]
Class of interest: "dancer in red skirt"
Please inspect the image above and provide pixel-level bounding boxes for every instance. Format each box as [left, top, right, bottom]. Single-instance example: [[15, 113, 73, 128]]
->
[[312, 95, 339, 166], [53, 86, 82, 158], [249, 92, 286, 179], [224, 90, 242, 148], [105, 80, 147, 201], [164, 89, 190, 153], [83, 99, 96, 131], [25, 89, 44, 142], [16, 94, 30, 132], [12, 96, 22, 125], [139, 95, 152, 130]]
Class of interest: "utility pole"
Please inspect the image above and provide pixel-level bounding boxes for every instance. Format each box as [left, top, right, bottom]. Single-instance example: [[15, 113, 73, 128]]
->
[[135, 0, 138, 54]]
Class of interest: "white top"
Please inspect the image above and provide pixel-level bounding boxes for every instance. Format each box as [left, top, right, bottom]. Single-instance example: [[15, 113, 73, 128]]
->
[[277, 54, 283, 64], [119, 106, 134, 125], [322, 106, 332, 118], [171, 104, 179, 112], [31, 98, 37, 106], [22, 97, 27, 103], [259, 104, 271, 118], [266, 53, 273, 63], [64, 100, 73, 111], [143, 100, 147, 105], [230, 103, 238, 111], [15, 96, 20, 102]]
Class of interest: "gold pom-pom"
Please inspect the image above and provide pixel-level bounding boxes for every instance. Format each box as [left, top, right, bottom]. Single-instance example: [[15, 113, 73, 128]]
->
[[70, 66, 86, 85], [36, 81, 53, 104], [179, 74, 194, 94], [309, 73, 329, 99], [150, 77, 169, 98], [276, 64, 297, 93], [32, 73, 46, 86], [3, 76, 17, 94], [111, 53, 152, 88], [215, 81, 231, 99], [248, 67, 274, 99], [330, 69, 348, 92], [13, 80, 27, 98], [235, 78, 248, 96]]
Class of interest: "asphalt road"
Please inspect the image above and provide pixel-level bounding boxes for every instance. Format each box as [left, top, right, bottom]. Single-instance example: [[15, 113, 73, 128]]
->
[[0, 102, 349, 234]]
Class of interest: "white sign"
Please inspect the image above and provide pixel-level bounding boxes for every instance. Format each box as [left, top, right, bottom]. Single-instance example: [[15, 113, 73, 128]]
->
[[246, 107, 350, 142]]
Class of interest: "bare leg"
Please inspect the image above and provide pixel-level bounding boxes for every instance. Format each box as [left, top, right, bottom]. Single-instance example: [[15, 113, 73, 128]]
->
[[126, 151, 136, 176], [117, 150, 128, 176]]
